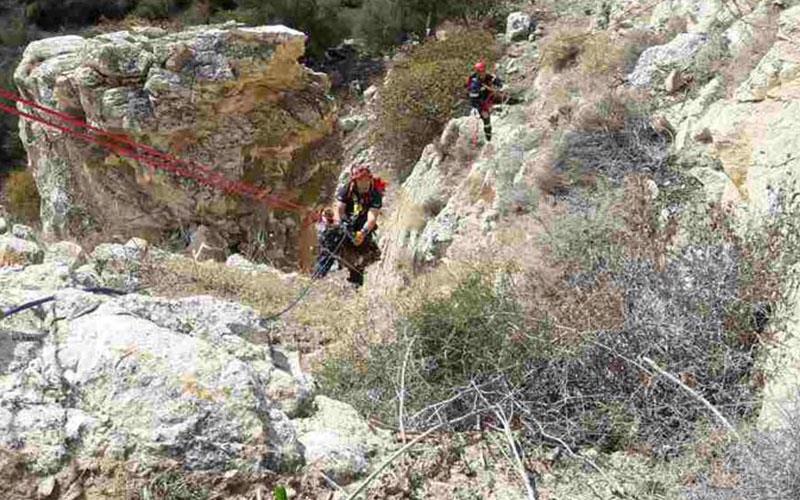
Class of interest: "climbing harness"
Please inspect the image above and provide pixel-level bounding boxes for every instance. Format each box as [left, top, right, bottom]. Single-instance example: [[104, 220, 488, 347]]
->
[[0, 287, 131, 321]]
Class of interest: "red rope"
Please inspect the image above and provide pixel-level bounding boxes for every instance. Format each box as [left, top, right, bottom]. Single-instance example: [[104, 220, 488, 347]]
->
[[0, 89, 306, 214]]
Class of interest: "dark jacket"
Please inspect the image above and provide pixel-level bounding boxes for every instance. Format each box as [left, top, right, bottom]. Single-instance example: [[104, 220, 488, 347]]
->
[[467, 73, 503, 109], [336, 183, 383, 232]]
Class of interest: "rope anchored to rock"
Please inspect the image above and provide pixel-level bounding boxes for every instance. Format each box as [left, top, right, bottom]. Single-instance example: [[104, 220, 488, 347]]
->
[[0, 287, 132, 321]]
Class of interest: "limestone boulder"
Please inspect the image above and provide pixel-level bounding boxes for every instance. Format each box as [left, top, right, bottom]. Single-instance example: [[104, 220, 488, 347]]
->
[[294, 396, 389, 484], [0, 289, 312, 474], [44, 241, 86, 269], [506, 12, 533, 42], [14, 24, 341, 269], [628, 33, 709, 88]]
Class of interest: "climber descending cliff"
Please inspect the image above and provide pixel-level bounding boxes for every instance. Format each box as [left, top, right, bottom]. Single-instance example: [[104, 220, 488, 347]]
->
[[314, 165, 386, 288], [467, 61, 503, 142]]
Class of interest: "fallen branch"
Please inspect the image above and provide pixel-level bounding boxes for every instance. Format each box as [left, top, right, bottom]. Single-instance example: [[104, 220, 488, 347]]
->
[[642, 356, 740, 440], [345, 404, 504, 500]]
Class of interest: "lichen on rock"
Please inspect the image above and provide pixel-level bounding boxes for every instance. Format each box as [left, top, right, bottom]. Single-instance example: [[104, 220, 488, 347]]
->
[[14, 23, 341, 268]]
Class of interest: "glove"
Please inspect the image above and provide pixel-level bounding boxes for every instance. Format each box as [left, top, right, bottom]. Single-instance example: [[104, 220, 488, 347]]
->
[[354, 230, 367, 246]]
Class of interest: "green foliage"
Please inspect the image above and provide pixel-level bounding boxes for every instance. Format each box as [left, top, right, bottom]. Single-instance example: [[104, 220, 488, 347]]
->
[[373, 29, 499, 175], [2, 169, 40, 224], [273, 485, 289, 500], [144, 470, 210, 500], [317, 271, 533, 424], [134, 0, 192, 20], [352, 0, 502, 50], [0, 82, 25, 174], [0, 16, 29, 47], [230, 0, 353, 57], [544, 181, 625, 271]]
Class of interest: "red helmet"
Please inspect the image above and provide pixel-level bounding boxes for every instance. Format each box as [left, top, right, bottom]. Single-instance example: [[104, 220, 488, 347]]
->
[[474, 61, 487, 73], [351, 165, 373, 181]]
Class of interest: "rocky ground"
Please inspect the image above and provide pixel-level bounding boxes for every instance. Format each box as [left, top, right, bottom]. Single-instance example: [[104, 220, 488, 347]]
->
[[5, 0, 800, 498]]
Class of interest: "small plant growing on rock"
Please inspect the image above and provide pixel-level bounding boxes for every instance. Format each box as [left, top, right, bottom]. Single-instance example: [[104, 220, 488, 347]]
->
[[2, 169, 40, 224]]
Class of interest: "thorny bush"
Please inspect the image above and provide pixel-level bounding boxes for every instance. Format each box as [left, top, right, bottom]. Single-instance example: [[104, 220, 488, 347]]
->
[[687, 394, 800, 500], [319, 175, 800, 457], [553, 96, 672, 196]]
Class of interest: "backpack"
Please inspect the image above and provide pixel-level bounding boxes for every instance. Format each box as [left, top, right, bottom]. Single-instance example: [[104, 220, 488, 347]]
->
[[467, 73, 482, 99]]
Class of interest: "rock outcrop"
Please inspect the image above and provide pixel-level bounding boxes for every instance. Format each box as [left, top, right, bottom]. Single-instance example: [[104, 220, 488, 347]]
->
[[671, 6, 800, 217], [628, 33, 709, 88], [0, 235, 387, 478], [14, 23, 341, 267]]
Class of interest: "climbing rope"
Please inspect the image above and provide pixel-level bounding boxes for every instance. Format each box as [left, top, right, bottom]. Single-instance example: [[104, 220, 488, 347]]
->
[[262, 226, 352, 322], [0, 287, 132, 321], [0, 90, 372, 323]]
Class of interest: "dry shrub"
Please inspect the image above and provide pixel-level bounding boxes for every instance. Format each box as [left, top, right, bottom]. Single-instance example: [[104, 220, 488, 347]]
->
[[535, 163, 569, 197], [0, 252, 27, 267], [522, 268, 626, 338], [665, 15, 689, 37], [540, 29, 589, 72], [579, 32, 628, 76], [2, 170, 40, 224], [138, 255, 294, 317], [574, 92, 630, 132], [615, 176, 678, 266], [554, 95, 671, 192]]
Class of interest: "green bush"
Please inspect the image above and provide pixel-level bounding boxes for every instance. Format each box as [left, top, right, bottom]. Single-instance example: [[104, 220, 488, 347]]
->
[[373, 29, 500, 176], [3, 169, 41, 224], [317, 271, 532, 424], [133, 0, 191, 20]]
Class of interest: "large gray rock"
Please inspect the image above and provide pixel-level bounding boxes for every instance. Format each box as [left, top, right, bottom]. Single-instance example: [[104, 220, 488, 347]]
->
[[374, 103, 539, 290], [724, 2, 772, 57], [650, 0, 738, 33], [14, 24, 339, 268], [679, 6, 800, 217], [506, 12, 533, 42], [628, 33, 709, 88], [88, 242, 145, 289], [0, 289, 311, 474], [294, 396, 389, 484], [734, 5, 800, 102], [44, 241, 86, 269]]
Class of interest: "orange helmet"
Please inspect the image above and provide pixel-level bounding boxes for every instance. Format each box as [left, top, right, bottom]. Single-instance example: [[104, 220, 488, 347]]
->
[[474, 61, 487, 73]]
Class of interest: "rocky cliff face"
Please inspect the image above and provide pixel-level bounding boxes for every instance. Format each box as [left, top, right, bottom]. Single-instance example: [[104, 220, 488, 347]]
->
[[0, 221, 388, 480], [14, 22, 340, 267]]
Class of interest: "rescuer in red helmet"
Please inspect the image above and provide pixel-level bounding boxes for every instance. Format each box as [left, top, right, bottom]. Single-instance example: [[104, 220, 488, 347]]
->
[[466, 61, 503, 142], [314, 165, 387, 288]]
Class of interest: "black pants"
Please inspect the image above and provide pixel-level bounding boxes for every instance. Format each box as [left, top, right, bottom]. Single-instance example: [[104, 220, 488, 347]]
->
[[480, 111, 492, 141], [471, 105, 492, 141], [314, 227, 381, 287]]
